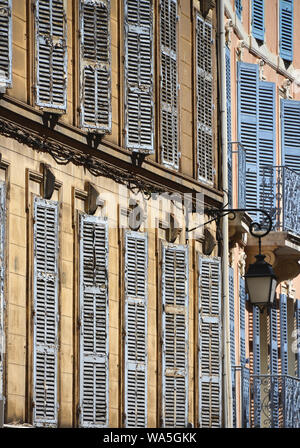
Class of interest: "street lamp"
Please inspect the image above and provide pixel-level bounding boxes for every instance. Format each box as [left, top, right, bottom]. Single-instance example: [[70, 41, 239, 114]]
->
[[244, 253, 277, 308]]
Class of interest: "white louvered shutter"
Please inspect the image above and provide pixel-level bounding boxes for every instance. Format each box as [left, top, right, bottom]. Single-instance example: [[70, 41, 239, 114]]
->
[[80, 0, 111, 132], [124, 0, 154, 153], [35, 0, 67, 110], [0, 0, 12, 88], [0, 183, 5, 405], [124, 231, 148, 427], [198, 256, 222, 428], [33, 197, 59, 427], [196, 14, 214, 183], [79, 215, 109, 427], [160, 0, 179, 169], [161, 244, 189, 427]]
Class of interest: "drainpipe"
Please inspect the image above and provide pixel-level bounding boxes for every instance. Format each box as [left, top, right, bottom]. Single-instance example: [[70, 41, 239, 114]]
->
[[217, 0, 233, 428]]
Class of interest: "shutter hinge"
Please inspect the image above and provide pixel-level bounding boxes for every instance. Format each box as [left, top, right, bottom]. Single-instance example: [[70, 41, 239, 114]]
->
[[122, 328, 126, 339], [77, 405, 81, 416], [122, 412, 126, 424]]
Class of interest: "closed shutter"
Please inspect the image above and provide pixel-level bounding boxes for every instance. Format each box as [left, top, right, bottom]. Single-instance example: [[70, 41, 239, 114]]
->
[[160, 0, 179, 169], [196, 14, 214, 183], [0, 0, 12, 88], [279, 0, 294, 62], [296, 300, 300, 378], [235, 0, 242, 20], [35, 0, 67, 110], [228, 266, 236, 426], [252, 0, 264, 41], [225, 45, 232, 207], [269, 307, 279, 427], [80, 0, 111, 132], [79, 215, 109, 428], [0, 183, 5, 404], [252, 305, 261, 427], [198, 256, 222, 428], [161, 244, 189, 428], [33, 197, 59, 427], [239, 276, 247, 366], [280, 294, 288, 375], [124, 231, 148, 428], [124, 0, 154, 153], [281, 99, 300, 172]]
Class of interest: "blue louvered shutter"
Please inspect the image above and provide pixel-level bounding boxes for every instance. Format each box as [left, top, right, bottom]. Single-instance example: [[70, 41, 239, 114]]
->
[[198, 256, 222, 428], [124, 0, 154, 153], [239, 276, 247, 366], [124, 231, 148, 428], [79, 215, 109, 428], [296, 300, 300, 378], [236, 0, 242, 20], [225, 45, 232, 207], [0, 0, 12, 89], [279, 0, 294, 62], [35, 0, 67, 110], [0, 183, 5, 409], [281, 99, 300, 172], [228, 266, 236, 427], [269, 307, 279, 427], [280, 294, 288, 375], [79, 0, 111, 132], [237, 62, 259, 218], [252, 305, 261, 427], [252, 0, 264, 41], [161, 244, 189, 428], [33, 197, 59, 427]]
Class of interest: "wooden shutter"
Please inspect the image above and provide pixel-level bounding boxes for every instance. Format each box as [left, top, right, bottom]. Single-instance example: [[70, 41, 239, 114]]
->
[[124, 0, 154, 153], [239, 276, 247, 366], [124, 231, 148, 427], [252, 0, 264, 41], [269, 307, 279, 427], [198, 256, 222, 428], [279, 0, 294, 62], [33, 197, 59, 427], [35, 0, 67, 110], [228, 266, 236, 426], [296, 300, 300, 378], [235, 0, 242, 19], [160, 0, 179, 169], [80, 0, 111, 132], [226, 45, 232, 207], [161, 244, 189, 428], [0, 183, 5, 405], [281, 99, 300, 172], [196, 14, 214, 183], [280, 294, 288, 375], [0, 0, 12, 88], [79, 215, 109, 428], [252, 305, 261, 427]]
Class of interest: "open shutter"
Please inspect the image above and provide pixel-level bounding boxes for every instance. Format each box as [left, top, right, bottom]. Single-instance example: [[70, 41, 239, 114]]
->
[[225, 45, 232, 207], [281, 99, 300, 172], [252, 305, 261, 427], [280, 294, 288, 375], [160, 0, 179, 169], [252, 0, 264, 41], [237, 62, 259, 219], [235, 0, 242, 19], [0, 0, 12, 89], [124, 231, 148, 427], [198, 256, 222, 428], [161, 244, 189, 427], [0, 183, 5, 406], [196, 14, 214, 183], [33, 197, 59, 427], [80, 0, 111, 132], [124, 0, 154, 153], [279, 0, 294, 62], [239, 276, 247, 366], [228, 266, 236, 426], [296, 300, 300, 378], [79, 215, 109, 427]]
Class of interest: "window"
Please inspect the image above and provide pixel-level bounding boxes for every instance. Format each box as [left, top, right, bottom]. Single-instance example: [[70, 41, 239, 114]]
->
[[0, 182, 6, 410], [124, 231, 148, 427], [196, 14, 214, 183], [279, 0, 294, 62], [161, 244, 189, 427], [281, 99, 300, 172], [252, 0, 264, 41], [34, 0, 68, 111], [235, 0, 242, 20], [0, 0, 12, 90], [79, 0, 111, 132], [79, 215, 109, 427], [124, 0, 154, 153], [32, 197, 59, 427]]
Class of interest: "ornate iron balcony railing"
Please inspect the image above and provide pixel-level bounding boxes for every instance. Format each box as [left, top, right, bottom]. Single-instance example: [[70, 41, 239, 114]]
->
[[261, 165, 300, 235]]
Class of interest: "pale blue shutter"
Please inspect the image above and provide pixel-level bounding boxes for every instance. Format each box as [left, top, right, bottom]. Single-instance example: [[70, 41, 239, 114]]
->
[[269, 307, 279, 427], [79, 0, 111, 132], [79, 215, 109, 427], [252, 305, 261, 427], [236, 0, 242, 20], [198, 256, 222, 428], [296, 300, 300, 378], [229, 266, 236, 427], [0, 0, 12, 88], [252, 0, 264, 41], [124, 0, 154, 153], [239, 276, 247, 366], [279, 0, 294, 62], [161, 244, 189, 427], [0, 183, 5, 408], [281, 99, 300, 172], [33, 197, 59, 427], [225, 45, 232, 207], [124, 231, 148, 428], [35, 0, 67, 110], [280, 294, 288, 375]]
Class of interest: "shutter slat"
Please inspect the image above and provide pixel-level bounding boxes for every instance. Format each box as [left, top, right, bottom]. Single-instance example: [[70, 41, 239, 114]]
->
[[79, 215, 109, 428], [252, 0, 264, 41], [33, 198, 59, 427], [279, 0, 294, 61], [0, 0, 12, 87], [198, 256, 222, 428]]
